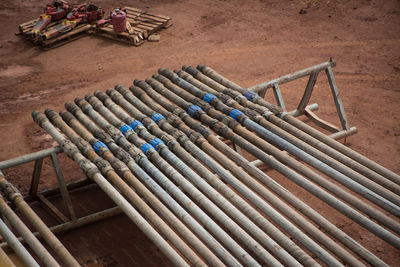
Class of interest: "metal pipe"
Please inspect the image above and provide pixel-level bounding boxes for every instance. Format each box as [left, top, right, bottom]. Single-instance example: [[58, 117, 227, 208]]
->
[[196, 64, 400, 185], [170, 68, 400, 211], [0, 191, 60, 266], [97, 89, 306, 266], [46, 109, 206, 267], [0, 247, 15, 267], [0, 207, 122, 250], [79, 96, 264, 267], [113, 85, 370, 266], [0, 146, 62, 169], [32, 111, 190, 267], [133, 79, 347, 266], [0, 172, 80, 267], [0, 217, 39, 267], [66, 101, 240, 267], [184, 65, 400, 196], [180, 67, 400, 198], [142, 74, 400, 250]]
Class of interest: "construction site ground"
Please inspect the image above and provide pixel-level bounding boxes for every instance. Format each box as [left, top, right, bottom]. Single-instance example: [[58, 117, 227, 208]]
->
[[0, 0, 399, 265]]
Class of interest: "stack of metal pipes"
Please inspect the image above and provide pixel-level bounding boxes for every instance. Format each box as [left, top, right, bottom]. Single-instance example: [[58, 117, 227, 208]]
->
[[33, 65, 400, 266]]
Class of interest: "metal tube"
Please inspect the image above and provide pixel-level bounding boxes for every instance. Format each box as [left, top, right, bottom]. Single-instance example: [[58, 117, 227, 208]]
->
[[0, 146, 62, 169], [0, 247, 15, 267], [0, 174, 80, 267], [133, 79, 346, 266], [0, 217, 39, 267], [66, 101, 240, 267], [0, 192, 60, 266], [196, 64, 400, 185], [154, 70, 400, 248], [46, 109, 206, 267], [80, 96, 264, 267], [32, 111, 189, 267], [171, 68, 400, 212], [179, 67, 400, 198], [97, 89, 305, 267]]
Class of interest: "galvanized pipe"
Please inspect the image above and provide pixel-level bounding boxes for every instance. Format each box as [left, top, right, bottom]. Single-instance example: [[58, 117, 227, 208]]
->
[[143, 75, 400, 250], [0, 217, 39, 267], [0, 191, 60, 267], [32, 111, 190, 267], [126, 84, 388, 266], [180, 66, 400, 198], [83, 95, 271, 266], [133, 79, 348, 266], [0, 146, 62, 169], [46, 109, 206, 267], [196, 64, 400, 186], [160, 68, 400, 215], [68, 100, 242, 267], [98, 89, 308, 266], [0, 171, 80, 267]]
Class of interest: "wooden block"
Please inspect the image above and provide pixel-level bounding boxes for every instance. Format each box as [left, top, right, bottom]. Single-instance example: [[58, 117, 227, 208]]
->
[[126, 21, 135, 35], [148, 34, 160, 42]]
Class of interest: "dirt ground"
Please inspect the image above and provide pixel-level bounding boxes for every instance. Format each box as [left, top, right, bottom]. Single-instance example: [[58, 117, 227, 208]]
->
[[0, 0, 399, 265]]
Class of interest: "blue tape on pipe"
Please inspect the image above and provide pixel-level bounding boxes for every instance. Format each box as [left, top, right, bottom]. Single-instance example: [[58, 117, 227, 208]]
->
[[243, 91, 258, 101], [151, 113, 165, 123], [129, 120, 143, 130], [203, 93, 217, 103], [93, 141, 108, 153], [187, 105, 202, 117], [119, 124, 133, 135], [229, 109, 243, 120], [140, 143, 153, 154], [150, 138, 164, 148]]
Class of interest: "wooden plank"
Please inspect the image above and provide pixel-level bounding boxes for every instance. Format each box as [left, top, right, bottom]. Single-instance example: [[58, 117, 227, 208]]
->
[[41, 24, 93, 48], [124, 7, 170, 20]]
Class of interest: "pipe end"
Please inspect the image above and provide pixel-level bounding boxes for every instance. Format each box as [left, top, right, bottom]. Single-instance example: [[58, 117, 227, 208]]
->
[[60, 111, 75, 123], [45, 109, 59, 121]]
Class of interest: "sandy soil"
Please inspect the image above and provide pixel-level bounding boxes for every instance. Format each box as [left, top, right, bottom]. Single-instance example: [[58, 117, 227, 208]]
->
[[0, 0, 399, 265]]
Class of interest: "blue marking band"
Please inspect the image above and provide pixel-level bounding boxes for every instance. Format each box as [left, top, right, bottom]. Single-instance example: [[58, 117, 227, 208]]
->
[[150, 138, 164, 149], [229, 109, 243, 120], [93, 141, 108, 153], [187, 105, 202, 117], [119, 124, 133, 135], [151, 113, 165, 123], [203, 93, 217, 103], [243, 91, 257, 101], [140, 143, 153, 154], [129, 120, 143, 130]]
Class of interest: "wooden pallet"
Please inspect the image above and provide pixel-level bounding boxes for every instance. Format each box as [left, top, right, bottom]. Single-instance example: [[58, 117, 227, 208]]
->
[[17, 6, 172, 48], [95, 6, 172, 46], [17, 19, 94, 49]]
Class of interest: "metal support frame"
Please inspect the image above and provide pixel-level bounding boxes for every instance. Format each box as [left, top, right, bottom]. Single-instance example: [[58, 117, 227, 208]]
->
[[247, 59, 357, 140], [0, 147, 117, 239]]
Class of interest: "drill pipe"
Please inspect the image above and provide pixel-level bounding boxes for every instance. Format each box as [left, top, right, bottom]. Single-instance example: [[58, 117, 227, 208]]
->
[[133, 79, 346, 266], [0, 217, 39, 267], [175, 69, 400, 235], [46, 109, 206, 267], [84, 94, 275, 266], [139, 76, 400, 250], [0, 246, 15, 267], [32, 111, 189, 267], [68, 100, 242, 267], [0, 170, 79, 267], [157, 68, 400, 217], [183, 65, 400, 195], [125, 84, 387, 267], [149, 73, 400, 248], [96, 89, 305, 266], [59, 108, 223, 267], [0, 191, 59, 266], [179, 67, 400, 199], [196, 65, 400, 186]]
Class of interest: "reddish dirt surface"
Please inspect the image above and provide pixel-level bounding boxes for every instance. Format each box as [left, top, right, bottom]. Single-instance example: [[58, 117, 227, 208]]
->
[[0, 0, 399, 266]]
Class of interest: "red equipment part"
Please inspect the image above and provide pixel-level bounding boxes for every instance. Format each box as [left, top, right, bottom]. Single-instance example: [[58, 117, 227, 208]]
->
[[45, 0, 70, 21], [110, 9, 127, 33]]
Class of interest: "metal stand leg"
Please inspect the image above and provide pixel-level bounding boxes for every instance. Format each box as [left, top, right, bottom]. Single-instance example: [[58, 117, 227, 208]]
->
[[29, 159, 43, 197]]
